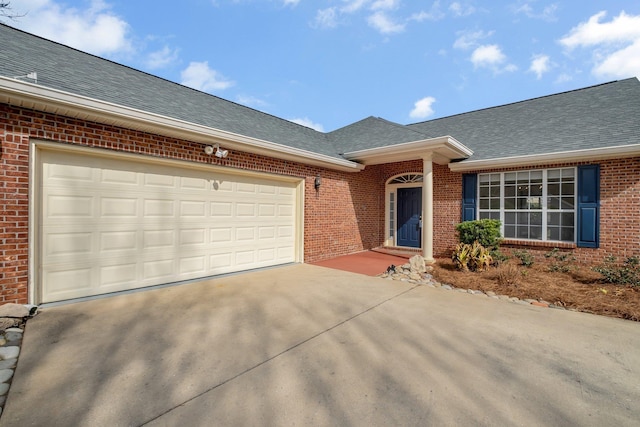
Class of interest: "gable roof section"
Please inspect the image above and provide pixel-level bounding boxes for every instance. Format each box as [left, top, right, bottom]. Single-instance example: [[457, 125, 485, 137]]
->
[[408, 78, 640, 170], [1, 24, 639, 173], [0, 24, 362, 171]]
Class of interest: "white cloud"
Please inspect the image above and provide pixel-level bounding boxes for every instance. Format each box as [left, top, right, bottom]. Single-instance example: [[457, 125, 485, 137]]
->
[[312, 7, 338, 29], [289, 117, 325, 132], [471, 44, 518, 73], [593, 40, 640, 78], [449, 2, 475, 17], [471, 44, 505, 67], [529, 54, 551, 79], [559, 11, 640, 78], [371, 0, 400, 11], [341, 0, 369, 14], [146, 46, 179, 69], [283, 0, 300, 6], [237, 95, 269, 109], [453, 30, 494, 50], [513, 2, 559, 22], [14, 0, 132, 56], [180, 61, 234, 92], [409, 1, 445, 22], [367, 11, 405, 34], [410, 96, 436, 120]]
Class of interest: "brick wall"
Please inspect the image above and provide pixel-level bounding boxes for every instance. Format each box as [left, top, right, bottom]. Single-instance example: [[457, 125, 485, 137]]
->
[[0, 104, 390, 303], [2, 103, 639, 304], [456, 159, 640, 264]]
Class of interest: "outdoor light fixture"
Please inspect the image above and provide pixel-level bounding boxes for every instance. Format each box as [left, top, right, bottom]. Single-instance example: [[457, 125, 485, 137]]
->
[[204, 144, 228, 158], [314, 174, 321, 190]]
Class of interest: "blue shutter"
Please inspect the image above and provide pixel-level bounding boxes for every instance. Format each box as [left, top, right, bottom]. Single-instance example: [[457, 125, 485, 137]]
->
[[462, 173, 477, 222], [577, 165, 600, 248]]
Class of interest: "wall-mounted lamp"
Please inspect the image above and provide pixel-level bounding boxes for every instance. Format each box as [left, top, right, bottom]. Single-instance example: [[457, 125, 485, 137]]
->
[[204, 143, 228, 158], [314, 174, 321, 190]]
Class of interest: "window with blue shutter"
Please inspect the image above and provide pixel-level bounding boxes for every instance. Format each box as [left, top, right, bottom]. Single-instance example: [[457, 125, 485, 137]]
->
[[462, 173, 477, 221], [577, 164, 600, 248]]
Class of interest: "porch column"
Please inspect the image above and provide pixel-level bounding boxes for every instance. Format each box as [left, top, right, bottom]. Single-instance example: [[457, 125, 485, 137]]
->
[[422, 154, 435, 263]]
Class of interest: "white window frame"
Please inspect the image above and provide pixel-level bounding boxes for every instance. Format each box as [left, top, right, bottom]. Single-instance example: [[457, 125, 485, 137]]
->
[[477, 168, 577, 243]]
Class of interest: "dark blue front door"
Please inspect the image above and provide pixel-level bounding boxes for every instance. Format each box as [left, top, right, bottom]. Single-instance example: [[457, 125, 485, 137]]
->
[[397, 187, 422, 248]]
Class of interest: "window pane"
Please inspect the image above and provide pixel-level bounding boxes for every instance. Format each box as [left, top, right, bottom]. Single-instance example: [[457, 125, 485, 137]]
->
[[548, 183, 560, 196], [548, 227, 560, 241], [480, 186, 489, 197], [530, 171, 543, 181], [531, 184, 543, 197], [479, 211, 491, 219], [529, 197, 542, 209], [517, 185, 529, 196], [548, 212, 560, 226], [517, 212, 529, 224], [505, 212, 516, 224], [530, 226, 542, 240], [548, 196, 560, 210], [561, 197, 575, 209], [490, 186, 500, 197], [505, 225, 515, 238], [490, 199, 501, 209], [562, 168, 574, 178], [505, 173, 516, 184], [561, 228, 574, 242], [517, 198, 528, 209], [517, 226, 529, 238], [530, 212, 542, 226], [504, 185, 516, 197], [562, 213, 575, 227], [562, 182, 574, 195], [517, 172, 529, 181], [505, 197, 516, 209], [479, 199, 489, 209], [548, 169, 561, 180], [490, 212, 500, 220]]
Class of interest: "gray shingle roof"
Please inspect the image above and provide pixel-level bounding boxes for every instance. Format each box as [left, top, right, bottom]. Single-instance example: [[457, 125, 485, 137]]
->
[[2, 24, 639, 165], [407, 78, 640, 161], [0, 24, 339, 157]]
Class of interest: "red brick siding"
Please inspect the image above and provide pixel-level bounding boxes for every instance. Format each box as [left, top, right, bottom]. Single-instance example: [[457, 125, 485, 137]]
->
[[2, 103, 639, 303], [454, 159, 640, 264], [0, 105, 390, 303]]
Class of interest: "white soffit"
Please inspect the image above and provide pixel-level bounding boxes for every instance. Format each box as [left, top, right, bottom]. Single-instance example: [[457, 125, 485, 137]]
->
[[343, 136, 473, 165], [0, 77, 364, 173], [448, 144, 640, 172]]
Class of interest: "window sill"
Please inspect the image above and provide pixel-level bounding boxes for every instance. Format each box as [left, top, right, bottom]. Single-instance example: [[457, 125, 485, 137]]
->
[[501, 239, 576, 249]]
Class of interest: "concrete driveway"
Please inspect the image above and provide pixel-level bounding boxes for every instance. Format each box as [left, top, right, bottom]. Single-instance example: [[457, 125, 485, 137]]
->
[[2, 264, 639, 426]]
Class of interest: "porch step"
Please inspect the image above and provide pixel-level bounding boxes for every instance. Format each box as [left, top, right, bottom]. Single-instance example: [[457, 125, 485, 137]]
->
[[371, 247, 421, 259]]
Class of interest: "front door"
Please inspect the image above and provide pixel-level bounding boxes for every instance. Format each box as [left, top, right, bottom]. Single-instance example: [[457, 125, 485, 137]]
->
[[397, 187, 422, 248]]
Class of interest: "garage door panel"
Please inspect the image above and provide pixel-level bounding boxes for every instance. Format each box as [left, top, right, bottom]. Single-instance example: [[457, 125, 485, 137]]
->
[[39, 149, 300, 303]]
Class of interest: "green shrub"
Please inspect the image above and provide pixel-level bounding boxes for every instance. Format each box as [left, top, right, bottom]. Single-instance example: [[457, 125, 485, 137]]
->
[[545, 248, 576, 273], [593, 255, 640, 286], [455, 219, 503, 248], [513, 250, 534, 267], [490, 248, 510, 264]]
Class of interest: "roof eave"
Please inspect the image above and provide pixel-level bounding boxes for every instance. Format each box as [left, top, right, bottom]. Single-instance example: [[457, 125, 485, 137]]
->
[[343, 136, 473, 165], [0, 77, 364, 172], [448, 144, 640, 172]]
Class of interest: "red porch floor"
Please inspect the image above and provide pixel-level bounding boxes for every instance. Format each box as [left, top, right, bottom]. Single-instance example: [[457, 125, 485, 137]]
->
[[309, 250, 411, 276]]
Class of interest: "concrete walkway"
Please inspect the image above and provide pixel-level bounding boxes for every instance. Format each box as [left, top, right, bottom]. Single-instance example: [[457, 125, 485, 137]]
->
[[2, 264, 639, 426]]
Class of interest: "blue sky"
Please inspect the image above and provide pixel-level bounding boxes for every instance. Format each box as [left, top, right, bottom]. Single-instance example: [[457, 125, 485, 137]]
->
[[7, 0, 640, 132]]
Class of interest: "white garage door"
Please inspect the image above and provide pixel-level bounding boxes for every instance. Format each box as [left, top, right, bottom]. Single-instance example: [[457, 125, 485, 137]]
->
[[38, 148, 300, 303]]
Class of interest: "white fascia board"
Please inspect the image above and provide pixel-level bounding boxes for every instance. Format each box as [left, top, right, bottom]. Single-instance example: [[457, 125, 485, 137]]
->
[[343, 136, 473, 165], [0, 77, 364, 172], [448, 144, 640, 172]]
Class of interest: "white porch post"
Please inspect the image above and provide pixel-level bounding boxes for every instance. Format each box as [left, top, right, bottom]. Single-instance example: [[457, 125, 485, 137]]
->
[[422, 154, 435, 263]]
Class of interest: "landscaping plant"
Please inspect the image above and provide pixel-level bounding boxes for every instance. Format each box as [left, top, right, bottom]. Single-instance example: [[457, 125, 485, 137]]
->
[[594, 255, 640, 286]]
